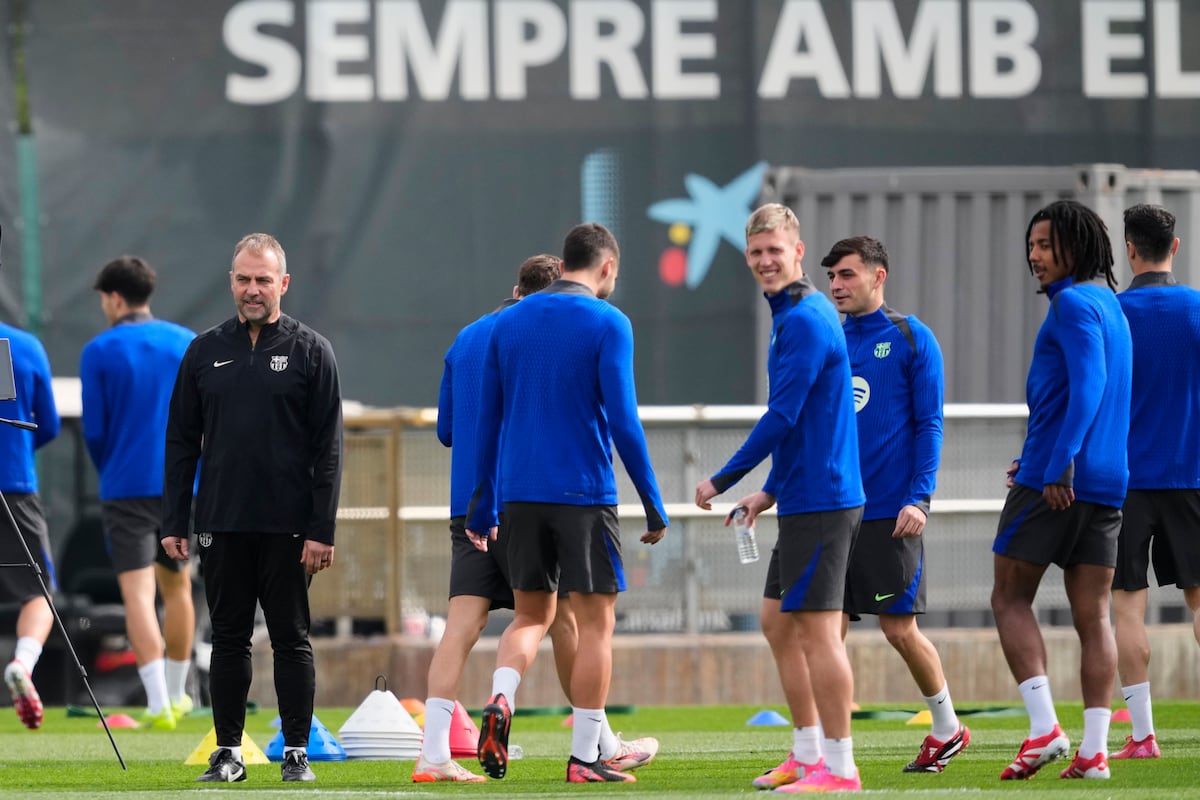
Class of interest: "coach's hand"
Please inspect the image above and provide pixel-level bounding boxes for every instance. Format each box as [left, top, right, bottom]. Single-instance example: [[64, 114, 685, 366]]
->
[[302, 540, 335, 575], [161, 535, 189, 561]]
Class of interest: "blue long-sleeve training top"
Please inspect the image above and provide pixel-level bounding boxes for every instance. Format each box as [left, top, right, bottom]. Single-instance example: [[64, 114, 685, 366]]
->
[[1014, 277, 1132, 507], [80, 312, 195, 500], [843, 306, 944, 520], [467, 279, 668, 533], [0, 322, 60, 493], [1119, 271, 1200, 489], [710, 278, 864, 515], [438, 299, 515, 517]]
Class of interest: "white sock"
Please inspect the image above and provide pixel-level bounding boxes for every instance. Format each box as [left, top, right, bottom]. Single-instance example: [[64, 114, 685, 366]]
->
[[924, 683, 960, 742], [490, 667, 521, 713], [1018, 675, 1058, 738], [14, 637, 42, 672], [138, 658, 171, 715], [227, 746, 243, 762], [1122, 681, 1155, 741], [598, 720, 619, 760], [1080, 707, 1112, 759], [284, 745, 306, 760], [420, 697, 456, 764], [570, 707, 605, 763], [822, 737, 856, 779], [793, 726, 822, 765], [166, 658, 191, 702]]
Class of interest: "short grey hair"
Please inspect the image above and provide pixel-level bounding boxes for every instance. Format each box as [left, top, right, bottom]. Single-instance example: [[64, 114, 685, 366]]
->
[[232, 233, 287, 275]]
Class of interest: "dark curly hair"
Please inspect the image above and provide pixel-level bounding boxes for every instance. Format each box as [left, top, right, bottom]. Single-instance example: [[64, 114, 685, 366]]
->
[[1025, 200, 1117, 289]]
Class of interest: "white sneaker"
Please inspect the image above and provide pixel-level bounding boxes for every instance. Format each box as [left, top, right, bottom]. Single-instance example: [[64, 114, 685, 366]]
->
[[604, 733, 659, 771], [4, 660, 43, 730], [412, 754, 487, 782]]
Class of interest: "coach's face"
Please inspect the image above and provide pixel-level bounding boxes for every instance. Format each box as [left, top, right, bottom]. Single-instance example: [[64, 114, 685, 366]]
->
[[231, 248, 289, 327]]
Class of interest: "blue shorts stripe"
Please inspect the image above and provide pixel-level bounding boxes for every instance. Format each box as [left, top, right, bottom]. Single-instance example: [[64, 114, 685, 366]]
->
[[994, 501, 1035, 555], [605, 533, 627, 592], [781, 541, 822, 612], [884, 550, 922, 614]]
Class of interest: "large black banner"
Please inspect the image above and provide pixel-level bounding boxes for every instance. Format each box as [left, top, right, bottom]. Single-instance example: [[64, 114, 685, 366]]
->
[[4, 0, 1199, 405]]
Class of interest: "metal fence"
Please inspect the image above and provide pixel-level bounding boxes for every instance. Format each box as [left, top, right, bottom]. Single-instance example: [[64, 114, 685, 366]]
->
[[320, 404, 1188, 634]]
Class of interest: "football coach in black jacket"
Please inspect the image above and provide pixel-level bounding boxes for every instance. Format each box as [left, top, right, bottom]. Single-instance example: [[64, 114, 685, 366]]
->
[[161, 233, 343, 784]]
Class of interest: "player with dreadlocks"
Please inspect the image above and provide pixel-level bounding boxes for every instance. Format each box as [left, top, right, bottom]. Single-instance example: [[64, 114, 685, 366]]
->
[[990, 200, 1132, 782]]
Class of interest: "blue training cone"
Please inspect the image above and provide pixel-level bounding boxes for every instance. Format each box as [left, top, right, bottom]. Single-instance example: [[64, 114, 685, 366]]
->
[[747, 709, 789, 726], [265, 714, 347, 762]]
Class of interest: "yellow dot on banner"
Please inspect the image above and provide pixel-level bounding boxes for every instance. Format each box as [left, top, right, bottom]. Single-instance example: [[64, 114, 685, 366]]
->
[[668, 223, 692, 246]]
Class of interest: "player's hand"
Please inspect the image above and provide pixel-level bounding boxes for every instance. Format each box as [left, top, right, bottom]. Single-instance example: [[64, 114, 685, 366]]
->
[[726, 491, 775, 528], [641, 527, 667, 545], [892, 505, 927, 538], [466, 527, 493, 552], [1005, 460, 1019, 489], [160, 536, 189, 561], [302, 540, 335, 575], [1043, 483, 1074, 510], [694, 479, 719, 509]]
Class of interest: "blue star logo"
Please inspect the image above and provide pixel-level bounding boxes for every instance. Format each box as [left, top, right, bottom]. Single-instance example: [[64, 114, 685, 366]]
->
[[647, 161, 768, 289]]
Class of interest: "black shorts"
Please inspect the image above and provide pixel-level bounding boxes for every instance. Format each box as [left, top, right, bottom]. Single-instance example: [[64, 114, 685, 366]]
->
[[764, 506, 862, 613], [844, 518, 926, 616], [500, 502, 624, 595], [101, 497, 184, 574], [448, 516, 514, 609], [1114, 489, 1200, 591], [993, 484, 1121, 568], [0, 493, 55, 601]]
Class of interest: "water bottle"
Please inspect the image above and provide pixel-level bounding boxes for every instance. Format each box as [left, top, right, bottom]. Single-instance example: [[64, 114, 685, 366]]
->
[[731, 506, 759, 564]]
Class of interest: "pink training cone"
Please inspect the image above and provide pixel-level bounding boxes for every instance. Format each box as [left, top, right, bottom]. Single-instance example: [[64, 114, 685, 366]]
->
[[448, 701, 481, 759]]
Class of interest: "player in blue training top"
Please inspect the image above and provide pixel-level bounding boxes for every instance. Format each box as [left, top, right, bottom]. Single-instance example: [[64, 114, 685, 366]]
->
[[81, 255, 196, 731], [1111, 204, 1200, 761], [0, 321, 60, 730], [467, 223, 668, 784], [992, 200, 1132, 782], [822, 236, 969, 774], [695, 204, 865, 794], [418, 254, 658, 783]]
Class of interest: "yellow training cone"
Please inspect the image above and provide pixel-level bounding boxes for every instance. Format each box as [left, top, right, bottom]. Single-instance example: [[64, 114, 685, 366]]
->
[[905, 709, 932, 726], [185, 727, 271, 764]]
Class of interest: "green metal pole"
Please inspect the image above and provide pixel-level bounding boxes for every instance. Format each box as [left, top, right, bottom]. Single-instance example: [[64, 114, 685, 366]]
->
[[12, 0, 42, 336], [16, 136, 42, 336]]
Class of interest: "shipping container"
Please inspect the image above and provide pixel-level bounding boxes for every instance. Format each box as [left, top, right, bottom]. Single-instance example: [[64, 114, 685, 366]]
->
[[760, 164, 1200, 403]]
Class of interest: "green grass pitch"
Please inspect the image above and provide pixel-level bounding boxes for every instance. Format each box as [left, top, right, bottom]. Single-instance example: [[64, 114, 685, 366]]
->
[[1, 701, 1199, 798]]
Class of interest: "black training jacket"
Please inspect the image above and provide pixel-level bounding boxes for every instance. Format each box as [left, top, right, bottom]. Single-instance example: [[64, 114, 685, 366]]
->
[[162, 314, 343, 544]]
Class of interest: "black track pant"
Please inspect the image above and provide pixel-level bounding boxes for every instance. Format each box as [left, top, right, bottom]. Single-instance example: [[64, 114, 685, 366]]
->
[[199, 532, 314, 749]]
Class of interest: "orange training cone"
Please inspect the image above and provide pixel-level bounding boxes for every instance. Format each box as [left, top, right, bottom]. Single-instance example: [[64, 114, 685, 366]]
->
[[448, 701, 481, 758]]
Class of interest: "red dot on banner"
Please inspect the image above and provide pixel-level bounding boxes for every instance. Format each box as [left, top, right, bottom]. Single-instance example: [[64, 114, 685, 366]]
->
[[659, 248, 687, 286]]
